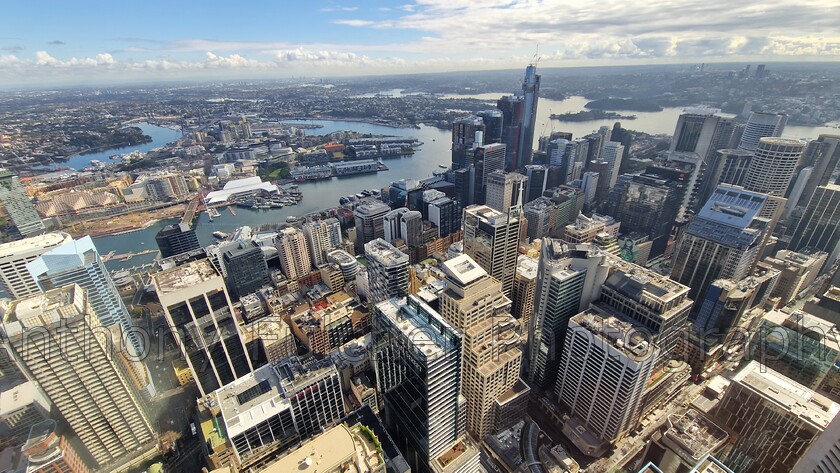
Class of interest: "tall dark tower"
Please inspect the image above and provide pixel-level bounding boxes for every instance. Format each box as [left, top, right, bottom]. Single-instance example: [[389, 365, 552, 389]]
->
[[519, 64, 540, 170], [497, 95, 523, 172]]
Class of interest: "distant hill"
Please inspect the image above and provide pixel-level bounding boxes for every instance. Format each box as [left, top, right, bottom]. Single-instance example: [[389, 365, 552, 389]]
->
[[585, 98, 663, 112]]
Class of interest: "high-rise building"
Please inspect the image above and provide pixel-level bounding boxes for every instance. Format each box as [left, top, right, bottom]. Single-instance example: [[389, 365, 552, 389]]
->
[[20, 419, 90, 473], [26, 236, 143, 357], [518, 64, 541, 168], [373, 295, 470, 473], [354, 201, 391, 254], [276, 227, 311, 281], [738, 111, 787, 151], [581, 171, 599, 211], [671, 185, 769, 307], [400, 210, 423, 247], [789, 184, 840, 262], [762, 249, 828, 304], [0, 169, 45, 237], [796, 135, 840, 210], [364, 238, 409, 304], [302, 218, 342, 267], [477, 109, 503, 144], [438, 255, 522, 438], [485, 171, 527, 213], [0, 232, 72, 300], [523, 196, 559, 242], [600, 141, 625, 188], [699, 148, 754, 206], [555, 309, 658, 457], [692, 269, 780, 336], [563, 213, 620, 244], [710, 361, 839, 473], [512, 255, 538, 326], [383, 207, 407, 243], [527, 239, 608, 388], [794, 410, 840, 473], [1, 285, 155, 470], [427, 197, 458, 238], [476, 143, 507, 194], [547, 139, 572, 185], [452, 115, 485, 170], [670, 113, 735, 161], [743, 137, 807, 217], [0, 379, 49, 443], [524, 165, 549, 203], [600, 256, 692, 367], [222, 245, 270, 298], [388, 178, 424, 211], [152, 259, 254, 396], [616, 173, 682, 257], [462, 204, 522, 297], [497, 95, 523, 172], [155, 223, 201, 258]]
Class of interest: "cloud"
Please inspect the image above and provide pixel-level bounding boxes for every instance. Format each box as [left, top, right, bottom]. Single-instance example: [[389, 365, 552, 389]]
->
[[47, 40, 65, 45], [1, 45, 24, 53], [320, 6, 358, 12], [332, 19, 377, 27]]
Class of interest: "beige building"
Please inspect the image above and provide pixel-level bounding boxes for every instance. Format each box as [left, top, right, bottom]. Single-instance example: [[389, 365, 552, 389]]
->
[[512, 255, 538, 328], [261, 423, 385, 473], [439, 255, 522, 439], [276, 227, 311, 281], [485, 171, 527, 213], [763, 249, 828, 305], [0, 285, 155, 470], [563, 213, 620, 244]]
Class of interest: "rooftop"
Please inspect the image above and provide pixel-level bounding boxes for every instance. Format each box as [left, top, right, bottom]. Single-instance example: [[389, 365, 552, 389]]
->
[[606, 255, 689, 304], [732, 360, 840, 430], [152, 258, 221, 294], [515, 255, 538, 280], [0, 380, 37, 416], [2, 285, 85, 337], [571, 309, 657, 361], [205, 177, 278, 204], [661, 409, 728, 463], [442, 254, 487, 286], [761, 309, 840, 352], [375, 296, 459, 361], [464, 204, 512, 225], [260, 423, 383, 473], [364, 239, 408, 266], [0, 232, 72, 258]]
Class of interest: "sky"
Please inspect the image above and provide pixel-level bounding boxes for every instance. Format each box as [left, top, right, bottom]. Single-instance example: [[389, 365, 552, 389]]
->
[[1, 0, 839, 86]]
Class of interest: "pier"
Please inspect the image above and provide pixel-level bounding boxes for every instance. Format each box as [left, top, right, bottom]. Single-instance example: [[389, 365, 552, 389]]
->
[[181, 198, 199, 226]]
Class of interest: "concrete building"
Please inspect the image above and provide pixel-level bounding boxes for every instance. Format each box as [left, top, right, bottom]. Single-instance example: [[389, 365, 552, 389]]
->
[[0, 285, 155, 470], [355, 201, 391, 254], [789, 184, 840, 264], [527, 239, 608, 389], [641, 409, 729, 473], [563, 213, 620, 244], [222, 245, 271, 298], [485, 171, 527, 213], [710, 361, 839, 473], [462, 204, 522, 297], [743, 137, 806, 218], [26, 236, 144, 358], [373, 296, 473, 473], [795, 135, 840, 212], [671, 185, 769, 309], [670, 112, 736, 161], [762, 249, 828, 304], [794, 411, 840, 473], [428, 197, 458, 238], [276, 227, 311, 281], [152, 259, 254, 396], [616, 173, 682, 256], [261, 422, 386, 473], [0, 232, 72, 300], [155, 223, 200, 258], [0, 169, 45, 237], [699, 148, 754, 206], [738, 111, 787, 151], [20, 419, 90, 473], [0, 379, 49, 444], [512, 255, 538, 326], [524, 165, 548, 203], [438, 255, 522, 439], [401, 210, 423, 248], [556, 309, 658, 457], [523, 196, 559, 242], [328, 249, 359, 281], [364, 239, 409, 304], [302, 218, 342, 267], [600, 141, 625, 188]]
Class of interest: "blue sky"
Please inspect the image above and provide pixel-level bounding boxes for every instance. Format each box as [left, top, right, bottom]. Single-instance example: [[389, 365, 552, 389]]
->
[[1, 0, 839, 86]]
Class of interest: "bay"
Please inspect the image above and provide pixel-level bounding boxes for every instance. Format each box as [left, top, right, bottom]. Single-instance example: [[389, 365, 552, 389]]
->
[[63, 123, 183, 170]]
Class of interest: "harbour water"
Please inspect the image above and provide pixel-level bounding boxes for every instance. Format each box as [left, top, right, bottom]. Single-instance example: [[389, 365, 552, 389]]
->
[[64, 123, 183, 170], [93, 98, 837, 271]]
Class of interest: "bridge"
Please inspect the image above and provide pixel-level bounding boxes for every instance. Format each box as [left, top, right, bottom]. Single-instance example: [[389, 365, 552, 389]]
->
[[180, 197, 199, 227]]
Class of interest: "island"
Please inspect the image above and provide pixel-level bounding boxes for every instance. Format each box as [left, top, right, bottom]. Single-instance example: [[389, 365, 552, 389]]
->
[[551, 110, 637, 121], [584, 98, 663, 112]]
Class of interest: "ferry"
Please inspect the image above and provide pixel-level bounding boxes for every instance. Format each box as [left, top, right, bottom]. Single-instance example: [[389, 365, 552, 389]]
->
[[438, 164, 448, 169], [212, 231, 229, 239]]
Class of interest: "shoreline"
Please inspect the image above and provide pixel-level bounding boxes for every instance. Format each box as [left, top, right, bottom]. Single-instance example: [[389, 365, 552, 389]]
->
[[287, 117, 420, 129]]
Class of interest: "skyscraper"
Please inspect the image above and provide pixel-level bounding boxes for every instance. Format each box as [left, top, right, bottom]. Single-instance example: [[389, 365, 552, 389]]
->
[[485, 171, 527, 213], [671, 185, 769, 307], [364, 238, 409, 304], [738, 111, 787, 151], [373, 295, 471, 473], [438, 254, 522, 439], [0, 169, 45, 237], [670, 112, 735, 161], [527, 239, 608, 389], [698, 148, 753, 206], [1, 285, 155, 470], [354, 201, 390, 254], [427, 196, 458, 238], [0, 232, 72, 300], [476, 142, 507, 197], [155, 223, 201, 258], [276, 227, 311, 281], [518, 64, 540, 168], [27, 236, 143, 357], [789, 184, 840, 262], [400, 210, 423, 247], [616, 173, 682, 256], [796, 135, 840, 210], [497, 95, 523, 171], [462, 204, 522, 297], [451, 115, 485, 170], [302, 218, 342, 267], [794, 411, 840, 473], [555, 308, 658, 457], [222, 245, 270, 298], [524, 165, 548, 203], [152, 259, 254, 395], [600, 141, 625, 188], [383, 207, 408, 243], [742, 137, 807, 217], [477, 109, 504, 144]]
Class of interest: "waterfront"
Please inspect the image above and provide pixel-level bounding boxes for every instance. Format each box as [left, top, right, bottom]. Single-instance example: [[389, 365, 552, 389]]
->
[[92, 104, 837, 271], [63, 123, 183, 170]]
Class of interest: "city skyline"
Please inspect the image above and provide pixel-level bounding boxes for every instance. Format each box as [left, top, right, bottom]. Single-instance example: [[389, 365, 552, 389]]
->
[[1, 0, 840, 86]]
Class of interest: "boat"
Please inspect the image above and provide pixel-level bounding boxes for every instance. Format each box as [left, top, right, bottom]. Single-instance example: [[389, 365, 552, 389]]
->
[[438, 164, 448, 169], [212, 231, 229, 239], [207, 208, 221, 218]]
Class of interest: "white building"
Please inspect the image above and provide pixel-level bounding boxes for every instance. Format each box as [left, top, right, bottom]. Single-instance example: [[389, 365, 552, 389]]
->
[[0, 232, 72, 299]]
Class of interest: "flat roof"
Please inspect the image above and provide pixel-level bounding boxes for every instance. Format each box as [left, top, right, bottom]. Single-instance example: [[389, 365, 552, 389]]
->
[[515, 255, 538, 280], [0, 232, 72, 259], [152, 259, 221, 294], [260, 423, 376, 473], [606, 255, 689, 303], [732, 360, 839, 430], [571, 309, 657, 361], [442, 254, 487, 286], [761, 309, 840, 352], [364, 238, 408, 265], [0, 380, 37, 416], [213, 363, 288, 439], [375, 297, 457, 361], [2, 285, 84, 337]]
